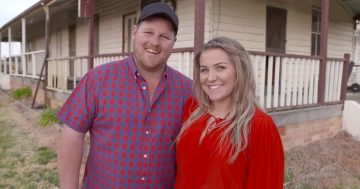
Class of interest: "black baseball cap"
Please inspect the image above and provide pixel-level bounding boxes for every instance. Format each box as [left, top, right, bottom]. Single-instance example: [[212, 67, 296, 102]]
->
[[138, 2, 179, 35]]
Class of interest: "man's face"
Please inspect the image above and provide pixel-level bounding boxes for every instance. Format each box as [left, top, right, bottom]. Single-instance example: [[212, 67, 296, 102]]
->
[[132, 17, 176, 73]]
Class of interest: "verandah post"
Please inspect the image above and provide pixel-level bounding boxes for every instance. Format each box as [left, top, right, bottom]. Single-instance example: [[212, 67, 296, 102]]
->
[[340, 53, 350, 101], [318, 0, 330, 104]]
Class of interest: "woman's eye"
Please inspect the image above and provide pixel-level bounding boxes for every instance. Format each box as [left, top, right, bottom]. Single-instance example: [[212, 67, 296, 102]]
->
[[200, 68, 208, 73], [216, 66, 226, 71]]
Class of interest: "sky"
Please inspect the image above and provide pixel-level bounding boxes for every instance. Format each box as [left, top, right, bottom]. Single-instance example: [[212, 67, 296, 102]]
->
[[1, 0, 39, 57]]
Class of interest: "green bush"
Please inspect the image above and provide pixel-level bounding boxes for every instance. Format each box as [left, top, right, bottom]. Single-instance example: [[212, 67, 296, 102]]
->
[[9, 87, 32, 100], [38, 107, 60, 127]]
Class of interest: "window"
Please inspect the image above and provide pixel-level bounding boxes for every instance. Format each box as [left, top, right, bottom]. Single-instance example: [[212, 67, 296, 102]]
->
[[311, 8, 321, 56], [123, 12, 137, 53], [56, 30, 63, 57], [266, 6, 287, 53], [94, 14, 100, 55], [123, 0, 176, 53]]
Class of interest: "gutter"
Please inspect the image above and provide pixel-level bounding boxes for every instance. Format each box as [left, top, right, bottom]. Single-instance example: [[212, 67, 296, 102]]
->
[[0, 0, 53, 32]]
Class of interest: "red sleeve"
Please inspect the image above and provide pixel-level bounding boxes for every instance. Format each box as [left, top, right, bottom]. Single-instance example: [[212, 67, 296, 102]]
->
[[182, 97, 198, 122], [246, 112, 284, 189]]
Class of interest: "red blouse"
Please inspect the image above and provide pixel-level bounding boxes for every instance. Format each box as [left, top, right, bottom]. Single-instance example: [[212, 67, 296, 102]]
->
[[174, 99, 284, 189]]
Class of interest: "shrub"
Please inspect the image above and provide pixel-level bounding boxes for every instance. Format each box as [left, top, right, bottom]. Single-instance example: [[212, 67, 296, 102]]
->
[[38, 107, 60, 127], [9, 87, 32, 100]]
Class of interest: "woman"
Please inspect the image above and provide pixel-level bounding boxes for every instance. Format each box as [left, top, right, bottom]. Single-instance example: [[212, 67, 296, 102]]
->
[[175, 37, 284, 189]]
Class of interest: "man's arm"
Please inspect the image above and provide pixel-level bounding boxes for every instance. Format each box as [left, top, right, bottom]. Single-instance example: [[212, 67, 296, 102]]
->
[[57, 124, 86, 189]]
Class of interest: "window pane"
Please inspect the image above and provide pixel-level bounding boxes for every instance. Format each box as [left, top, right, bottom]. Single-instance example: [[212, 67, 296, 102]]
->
[[311, 8, 321, 56], [316, 35, 321, 56], [312, 10, 317, 32], [312, 9, 321, 33], [127, 18, 132, 52], [311, 34, 316, 55]]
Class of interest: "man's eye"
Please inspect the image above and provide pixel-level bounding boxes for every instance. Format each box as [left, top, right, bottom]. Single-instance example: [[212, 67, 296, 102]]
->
[[161, 35, 170, 40]]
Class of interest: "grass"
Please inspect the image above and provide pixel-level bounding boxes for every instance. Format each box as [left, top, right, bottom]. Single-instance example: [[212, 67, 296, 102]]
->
[[0, 120, 16, 163], [301, 183, 319, 189], [24, 168, 59, 185], [3, 170, 17, 178], [284, 169, 294, 183], [0, 110, 59, 188], [36, 146, 57, 165], [38, 107, 60, 127], [22, 168, 59, 188], [39, 168, 59, 185], [0, 128, 14, 150], [9, 87, 32, 100]]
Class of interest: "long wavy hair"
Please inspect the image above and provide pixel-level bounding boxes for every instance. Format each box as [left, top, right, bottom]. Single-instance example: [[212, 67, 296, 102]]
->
[[176, 37, 260, 163]]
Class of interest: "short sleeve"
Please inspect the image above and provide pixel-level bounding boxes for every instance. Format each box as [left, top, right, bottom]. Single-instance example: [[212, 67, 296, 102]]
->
[[57, 70, 99, 133], [246, 113, 284, 189]]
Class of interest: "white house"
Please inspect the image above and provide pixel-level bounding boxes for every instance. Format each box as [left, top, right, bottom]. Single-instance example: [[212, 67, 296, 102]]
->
[[0, 0, 359, 149]]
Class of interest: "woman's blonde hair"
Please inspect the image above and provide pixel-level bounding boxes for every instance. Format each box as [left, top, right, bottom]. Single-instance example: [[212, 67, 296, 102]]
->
[[176, 37, 259, 163]]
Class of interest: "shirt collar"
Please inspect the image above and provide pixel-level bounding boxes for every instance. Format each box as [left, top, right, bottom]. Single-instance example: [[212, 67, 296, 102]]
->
[[127, 54, 169, 79]]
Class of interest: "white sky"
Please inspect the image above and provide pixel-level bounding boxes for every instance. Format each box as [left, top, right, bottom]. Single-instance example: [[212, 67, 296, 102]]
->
[[1, 0, 39, 57]]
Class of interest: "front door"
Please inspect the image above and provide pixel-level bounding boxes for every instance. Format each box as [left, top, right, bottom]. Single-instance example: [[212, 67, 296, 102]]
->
[[266, 6, 287, 53]]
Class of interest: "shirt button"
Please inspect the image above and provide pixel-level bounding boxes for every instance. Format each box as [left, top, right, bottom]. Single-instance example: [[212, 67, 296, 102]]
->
[[142, 86, 147, 90], [145, 130, 150, 135], [143, 154, 148, 158], [141, 177, 145, 181]]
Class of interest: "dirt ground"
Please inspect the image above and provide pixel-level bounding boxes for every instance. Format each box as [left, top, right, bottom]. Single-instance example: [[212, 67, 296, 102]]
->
[[1, 90, 360, 189], [285, 131, 360, 189], [0, 91, 60, 188]]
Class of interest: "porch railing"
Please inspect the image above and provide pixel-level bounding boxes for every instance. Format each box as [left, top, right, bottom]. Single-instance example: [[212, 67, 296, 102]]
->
[[0, 50, 46, 79], [324, 58, 344, 102], [249, 52, 322, 111], [47, 56, 88, 91], [4, 48, 348, 111], [94, 53, 129, 67], [46, 49, 195, 91]]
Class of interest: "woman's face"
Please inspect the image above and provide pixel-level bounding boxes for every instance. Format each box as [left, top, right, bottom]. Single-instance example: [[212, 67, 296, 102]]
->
[[199, 48, 236, 106]]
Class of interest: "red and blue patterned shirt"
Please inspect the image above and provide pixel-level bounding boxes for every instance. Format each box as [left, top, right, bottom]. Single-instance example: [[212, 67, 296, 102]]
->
[[57, 55, 192, 189]]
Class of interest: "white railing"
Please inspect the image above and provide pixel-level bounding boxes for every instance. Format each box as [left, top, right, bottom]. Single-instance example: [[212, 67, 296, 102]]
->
[[47, 56, 88, 91], [43, 49, 347, 111], [24, 50, 46, 78], [92, 50, 194, 79], [0, 50, 46, 79], [324, 58, 343, 102], [249, 53, 322, 110], [46, 50, 194, 92], [167, 49, 194, 79], [94, 54, 128, 67]]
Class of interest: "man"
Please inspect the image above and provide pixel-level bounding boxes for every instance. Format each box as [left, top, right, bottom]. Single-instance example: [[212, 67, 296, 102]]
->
[[57, 2, 192, 188]]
